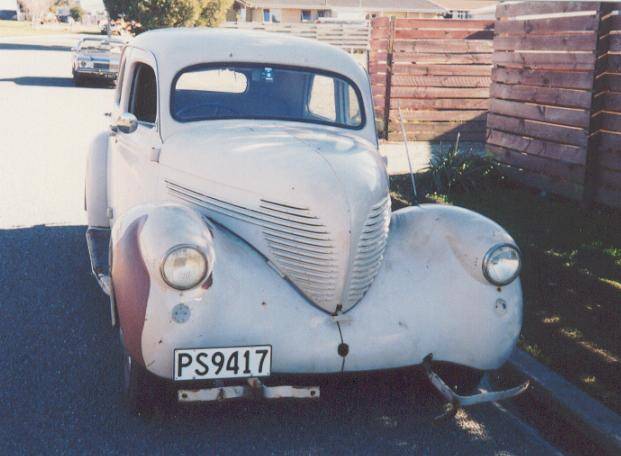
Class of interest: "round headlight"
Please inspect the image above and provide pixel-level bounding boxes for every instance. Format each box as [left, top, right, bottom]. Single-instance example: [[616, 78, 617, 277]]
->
[[161, 245, 207, 290], [482, 243, 521, 286]]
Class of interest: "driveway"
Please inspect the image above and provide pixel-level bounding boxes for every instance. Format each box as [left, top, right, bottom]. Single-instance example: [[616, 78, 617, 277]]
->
[[0, 34, 561, 455]]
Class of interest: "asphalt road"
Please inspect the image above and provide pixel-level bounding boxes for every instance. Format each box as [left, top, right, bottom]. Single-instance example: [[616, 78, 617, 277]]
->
[[0, 34, 562, 455]]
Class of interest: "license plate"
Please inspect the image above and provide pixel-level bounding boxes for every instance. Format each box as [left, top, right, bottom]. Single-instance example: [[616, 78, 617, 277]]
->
[[174, 345, 271, 381]]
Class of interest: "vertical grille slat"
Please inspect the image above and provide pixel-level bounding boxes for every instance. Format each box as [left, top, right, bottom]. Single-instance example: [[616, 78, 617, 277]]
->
[[345, 196, 391, 307]]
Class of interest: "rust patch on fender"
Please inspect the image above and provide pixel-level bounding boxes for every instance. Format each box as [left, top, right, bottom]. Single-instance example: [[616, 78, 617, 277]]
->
[[112, 215, 149, 366], [201, 274, 213, 290]]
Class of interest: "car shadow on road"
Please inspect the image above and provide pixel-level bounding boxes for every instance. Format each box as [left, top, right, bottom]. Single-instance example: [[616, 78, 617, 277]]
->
[[0, 43, 72, 52], [0, 224, 549, 454], [0, 76, 113, 88]]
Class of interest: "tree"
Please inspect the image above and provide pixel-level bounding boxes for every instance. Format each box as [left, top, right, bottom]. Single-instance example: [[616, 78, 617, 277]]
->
[[103, 0, 233, 31], [69, 5, 83, 21], [196, 0, 233, 27]]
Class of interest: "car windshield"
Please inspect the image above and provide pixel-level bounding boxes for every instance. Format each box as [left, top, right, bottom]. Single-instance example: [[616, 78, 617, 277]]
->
[[172, 64, 364, 129], [81, 39, 123, 52]]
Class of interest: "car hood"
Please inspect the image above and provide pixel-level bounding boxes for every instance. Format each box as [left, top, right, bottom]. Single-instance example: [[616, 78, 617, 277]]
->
[[159, 120, 390, 314]]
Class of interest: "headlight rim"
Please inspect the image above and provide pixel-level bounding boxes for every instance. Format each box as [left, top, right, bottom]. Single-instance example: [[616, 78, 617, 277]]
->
[[482, 242, 522, 286], [160, 243, 208, 291]]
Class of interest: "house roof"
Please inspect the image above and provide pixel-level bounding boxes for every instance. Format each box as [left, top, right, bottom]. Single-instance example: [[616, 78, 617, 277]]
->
[[430, 0, 498, 12], [237, 1, 445, 13]]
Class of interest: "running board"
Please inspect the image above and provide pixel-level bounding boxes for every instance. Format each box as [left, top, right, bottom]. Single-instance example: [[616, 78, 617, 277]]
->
[[85, 227, 112, 296], [423, 354, 529, 420]]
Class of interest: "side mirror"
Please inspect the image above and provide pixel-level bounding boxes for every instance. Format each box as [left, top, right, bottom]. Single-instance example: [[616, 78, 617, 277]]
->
[[115, 112, 138, 134]]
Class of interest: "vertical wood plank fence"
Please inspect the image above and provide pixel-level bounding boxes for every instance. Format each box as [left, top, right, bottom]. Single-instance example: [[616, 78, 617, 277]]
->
[[369, 17, 494, 141], [487, 1, 621, 207]]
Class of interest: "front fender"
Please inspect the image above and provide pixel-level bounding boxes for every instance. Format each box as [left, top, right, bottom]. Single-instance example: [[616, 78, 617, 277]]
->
[[340, 204, 523, 372], [111, 203, 343, 378], [110, 203, 215, 367]]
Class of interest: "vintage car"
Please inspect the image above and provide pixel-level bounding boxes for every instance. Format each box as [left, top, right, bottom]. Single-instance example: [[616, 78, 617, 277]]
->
[[85, 28, 527, 414], [71, 37, 125, 86]]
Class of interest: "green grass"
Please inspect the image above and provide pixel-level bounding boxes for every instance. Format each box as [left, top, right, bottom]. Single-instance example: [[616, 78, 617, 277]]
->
[[0, 20, 99, 36], [391, 175, 621, 414]]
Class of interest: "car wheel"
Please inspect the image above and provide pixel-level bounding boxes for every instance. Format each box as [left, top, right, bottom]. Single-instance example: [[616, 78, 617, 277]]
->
[[73, 73, 83, 87], [122, 350, 154, 415], [434, 364, 483, 396]]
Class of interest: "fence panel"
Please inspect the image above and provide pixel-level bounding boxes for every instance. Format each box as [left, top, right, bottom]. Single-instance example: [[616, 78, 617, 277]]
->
[[590, 3, 621, 207], [487, 1, 602, 201], [370, 18, 494, 141], [220, 22, 370, 52]]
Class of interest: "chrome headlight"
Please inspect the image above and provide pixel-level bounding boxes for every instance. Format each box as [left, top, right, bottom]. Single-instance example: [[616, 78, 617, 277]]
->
[[78, 56, 93, 68], [161, 245, 208, 290], [482, 243, 522, 286]]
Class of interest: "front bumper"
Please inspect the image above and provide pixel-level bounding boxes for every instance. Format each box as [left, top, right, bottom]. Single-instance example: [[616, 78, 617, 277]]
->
[[75, 68, 117, 79]]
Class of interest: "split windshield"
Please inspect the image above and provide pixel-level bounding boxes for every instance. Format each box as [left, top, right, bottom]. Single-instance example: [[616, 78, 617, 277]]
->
[[172, 64, 364, 129]]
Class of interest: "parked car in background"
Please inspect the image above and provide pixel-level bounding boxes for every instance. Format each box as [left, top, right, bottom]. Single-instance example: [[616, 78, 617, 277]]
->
[[85, 28, 527, 415], [71, 37, 125, 86]]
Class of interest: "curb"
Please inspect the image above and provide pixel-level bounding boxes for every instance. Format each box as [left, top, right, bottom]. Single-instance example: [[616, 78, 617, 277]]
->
[[506, 348, 621, 454]]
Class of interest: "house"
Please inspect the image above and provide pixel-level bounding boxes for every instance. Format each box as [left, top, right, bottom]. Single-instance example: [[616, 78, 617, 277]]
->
[[230, 1, 446, 23], [0, 0, 19, 20], [431, 0, 498, 19]]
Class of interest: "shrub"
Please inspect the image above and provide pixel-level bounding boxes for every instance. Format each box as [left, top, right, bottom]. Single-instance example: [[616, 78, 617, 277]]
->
[[419, 133, 501, 197], [103, 0, 233, 31]]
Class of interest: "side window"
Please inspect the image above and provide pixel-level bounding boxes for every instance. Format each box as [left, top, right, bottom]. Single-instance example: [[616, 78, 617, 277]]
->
[[129, 62, 157, 124], [308, 75, 336, 122]]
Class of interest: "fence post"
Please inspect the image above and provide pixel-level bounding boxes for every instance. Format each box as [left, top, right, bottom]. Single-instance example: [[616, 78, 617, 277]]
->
[[583, 2, 609, 206], [382, 16, 396, 140]]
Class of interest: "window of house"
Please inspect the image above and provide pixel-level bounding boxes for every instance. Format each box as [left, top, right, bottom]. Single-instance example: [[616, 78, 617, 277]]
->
[[318, 10, 328, 18], [271, 8, 282, 23], [263, 8, 270, 22], [301, 10, 311, 22], [129, 62, 157, 124]]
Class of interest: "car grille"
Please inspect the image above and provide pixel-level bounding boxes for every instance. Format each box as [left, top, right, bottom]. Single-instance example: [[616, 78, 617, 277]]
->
[[165, 181, 339, 307], [93, 62, 109, 70], [345, 196, 391, 307], [166, 181, 390, 311]]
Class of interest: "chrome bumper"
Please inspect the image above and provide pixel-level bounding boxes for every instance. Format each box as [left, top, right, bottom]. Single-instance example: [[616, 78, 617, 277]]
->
[[423, 355, 529, 419], [75, 69, 117, 78], [178, 378, 320, 402]]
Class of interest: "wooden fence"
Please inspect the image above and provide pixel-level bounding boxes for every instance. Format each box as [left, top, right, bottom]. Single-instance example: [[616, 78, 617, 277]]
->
[[220, 21, 370, 53], [369, 17, 494, 141], [487, 1, 621, 208]]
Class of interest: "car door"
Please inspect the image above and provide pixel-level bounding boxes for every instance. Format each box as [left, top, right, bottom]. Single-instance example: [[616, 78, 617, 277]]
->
[[107, 48, 162, 225]]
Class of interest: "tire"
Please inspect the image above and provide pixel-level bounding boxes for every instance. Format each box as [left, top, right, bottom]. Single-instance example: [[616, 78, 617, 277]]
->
[[120, 337, 170, 415], [434, 363, 483, 396], [73, 72, 84, 87], [122, 350, 154, 415]]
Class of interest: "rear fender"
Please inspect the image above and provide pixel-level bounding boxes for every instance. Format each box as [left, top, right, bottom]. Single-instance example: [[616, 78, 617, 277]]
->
[[85, 131, 110, 227]]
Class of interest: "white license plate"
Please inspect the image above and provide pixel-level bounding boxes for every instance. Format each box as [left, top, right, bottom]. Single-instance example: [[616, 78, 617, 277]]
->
[[174, 345, 271, 381]]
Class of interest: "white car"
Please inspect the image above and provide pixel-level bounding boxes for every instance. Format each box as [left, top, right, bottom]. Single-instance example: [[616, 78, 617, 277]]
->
[[85, 28, 527, 414]]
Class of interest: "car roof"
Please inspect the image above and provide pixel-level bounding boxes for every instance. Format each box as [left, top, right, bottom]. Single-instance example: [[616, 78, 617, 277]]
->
[[130, 28, 367, 84]]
